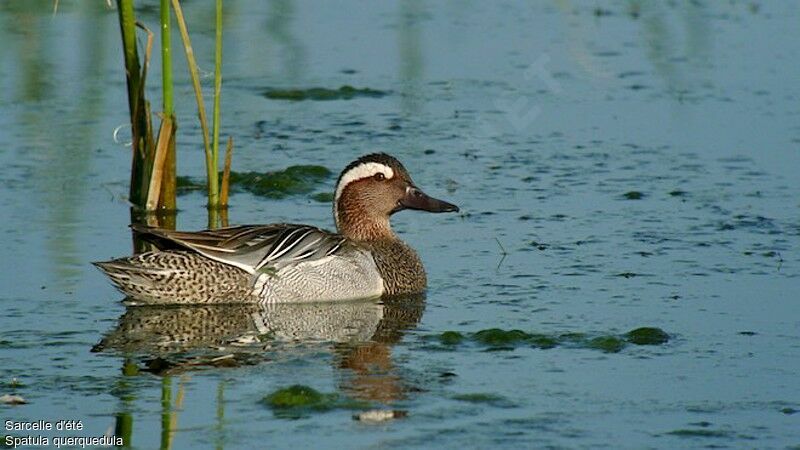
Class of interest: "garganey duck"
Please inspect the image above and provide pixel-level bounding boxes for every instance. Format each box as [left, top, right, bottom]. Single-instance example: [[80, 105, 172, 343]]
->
[[94, 153, 459, 304]]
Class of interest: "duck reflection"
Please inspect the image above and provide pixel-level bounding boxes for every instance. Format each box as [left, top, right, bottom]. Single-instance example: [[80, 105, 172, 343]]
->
[[94, 294, 425, 402], [334, 294, 425, 402]]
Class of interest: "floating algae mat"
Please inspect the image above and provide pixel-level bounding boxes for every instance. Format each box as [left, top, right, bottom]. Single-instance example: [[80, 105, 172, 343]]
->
[[177, 165, 332, 199], [310, 192, 334, 203], [625, 327, 671, 345], [263, 385, 371, 419], [262, 85, 388, 101], [434, 327, 670, 353], [439, 331, 466, 346], [622, 191, 645, 200]]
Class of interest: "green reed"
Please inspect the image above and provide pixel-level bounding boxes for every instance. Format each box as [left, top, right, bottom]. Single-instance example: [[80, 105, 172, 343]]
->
[[212, 0, 223, 207], [117, 0, 151, 209], [116, 0, 231, 219], [158, 0, 177, 213]]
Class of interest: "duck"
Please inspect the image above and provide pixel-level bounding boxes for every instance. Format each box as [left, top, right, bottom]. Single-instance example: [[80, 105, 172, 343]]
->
[[94, 153, 459, 304]]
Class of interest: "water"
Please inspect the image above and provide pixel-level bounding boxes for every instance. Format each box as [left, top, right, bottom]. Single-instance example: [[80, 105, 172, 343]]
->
[[1, 1, 799, 448]]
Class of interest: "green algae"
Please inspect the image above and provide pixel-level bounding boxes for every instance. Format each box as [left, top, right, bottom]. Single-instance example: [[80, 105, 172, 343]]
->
[[264, 385, 338, 419], [265, 385, 334, 409], [528, 334, 559, 349], [229, 166, 331, 198], [176, 175, 205, 193], [666, 428, 731, 438], [263, 85, 387, 101], [430, 327, 670, 353], [177, 165, 332, 199], [473, 329, 531, 347], [623, 191, 644, 200], [310, 192, 334, 203], [439, 331, 465, 346], [263, 385, 370, 419], [586, 336, 627, 353], [558, 332, 588, 343], [626, 327, 670, 345]]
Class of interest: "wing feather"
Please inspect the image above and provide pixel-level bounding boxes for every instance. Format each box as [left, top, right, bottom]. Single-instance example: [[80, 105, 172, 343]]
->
[[131, 223, 349, 274]]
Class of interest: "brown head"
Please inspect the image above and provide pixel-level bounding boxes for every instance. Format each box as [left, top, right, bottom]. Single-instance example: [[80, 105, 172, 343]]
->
[[333, 153, 459, 241]]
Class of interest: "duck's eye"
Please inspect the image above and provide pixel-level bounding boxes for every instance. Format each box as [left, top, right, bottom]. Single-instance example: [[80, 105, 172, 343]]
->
[[374, 172, 386, 181]]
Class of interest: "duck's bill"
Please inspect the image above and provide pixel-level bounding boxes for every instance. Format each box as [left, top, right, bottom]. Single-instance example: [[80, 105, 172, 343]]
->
[[397, 187, 460, 213]]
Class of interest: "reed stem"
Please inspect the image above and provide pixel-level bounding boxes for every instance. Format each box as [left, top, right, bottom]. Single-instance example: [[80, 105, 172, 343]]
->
[[212, 0, 223, 207], [160, 0, 173, 117], [220, 136, 233, 207], [171, 0, 218, 208], [138, 24, 156, 202], [158, 0, 176, 211], [146, 116, 173, 210], [117, 0, 148, 208]]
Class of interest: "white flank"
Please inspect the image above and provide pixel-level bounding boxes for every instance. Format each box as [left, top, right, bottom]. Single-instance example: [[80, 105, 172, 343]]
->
[[334, 162, 394, 204]]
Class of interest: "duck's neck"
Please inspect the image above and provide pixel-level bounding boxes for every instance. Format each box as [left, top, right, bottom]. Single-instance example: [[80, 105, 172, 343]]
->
[[335, 205, 395, 242]]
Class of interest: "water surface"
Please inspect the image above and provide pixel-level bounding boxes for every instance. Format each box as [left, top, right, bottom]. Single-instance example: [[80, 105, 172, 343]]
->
[[1, 1, 799, 448]]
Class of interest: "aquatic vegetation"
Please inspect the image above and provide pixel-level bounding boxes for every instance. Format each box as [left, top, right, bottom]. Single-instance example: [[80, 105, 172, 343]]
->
[[172, 0, 229, 211], [265, 385, 335, 409], [177, 165, 331, 199], [586, 336, 627, 353], [228, 166, 330, 198], [310, 192, 335, 203], [665, 428, 731, 438], [558, 332, 588, 343], [439, 331, 465, 345], [625, 327, 670, 345], [116, 0, 232, 215], [623, 191, 644, 200], [263, 385, 370, 419], [473, 329, 532, 347], [428, 327, 670, 354], [117, 0, 164, 210], [263, 85, 388, 101], [528, 334, 559, 349]]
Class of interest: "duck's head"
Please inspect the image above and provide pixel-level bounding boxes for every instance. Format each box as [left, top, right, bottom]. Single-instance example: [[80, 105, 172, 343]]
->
[[333, 153, 459, 241]]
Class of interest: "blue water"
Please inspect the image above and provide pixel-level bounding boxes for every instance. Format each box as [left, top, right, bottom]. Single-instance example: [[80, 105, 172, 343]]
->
[[1, 1, 799, 448]]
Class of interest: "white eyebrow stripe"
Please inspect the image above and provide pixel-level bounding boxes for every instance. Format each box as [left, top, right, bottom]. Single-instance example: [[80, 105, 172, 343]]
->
[[334, 162, 395, 203]]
